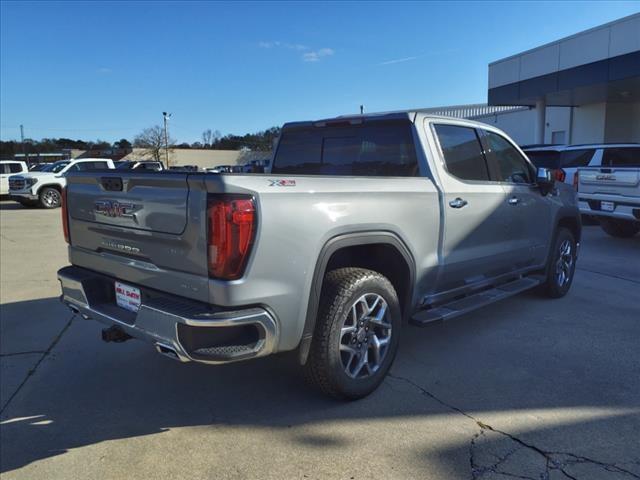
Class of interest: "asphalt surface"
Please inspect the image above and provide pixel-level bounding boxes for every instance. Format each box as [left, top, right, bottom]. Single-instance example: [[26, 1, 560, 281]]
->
[[1, 199, 639, 479]]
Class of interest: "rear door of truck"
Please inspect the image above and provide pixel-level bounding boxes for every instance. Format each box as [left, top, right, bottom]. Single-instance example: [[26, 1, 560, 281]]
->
[[65, 171, 211, 303]]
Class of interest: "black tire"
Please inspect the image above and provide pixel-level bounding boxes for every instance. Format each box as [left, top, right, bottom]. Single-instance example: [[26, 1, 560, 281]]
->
[[540, 228, 577, 298], [38, 187, 62, 209], [599, 218, 640, 238], [304, 268, 401, 400]]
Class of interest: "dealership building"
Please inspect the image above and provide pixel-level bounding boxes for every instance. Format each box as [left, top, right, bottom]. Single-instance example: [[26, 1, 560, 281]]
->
[[421, 13, 640, 147]]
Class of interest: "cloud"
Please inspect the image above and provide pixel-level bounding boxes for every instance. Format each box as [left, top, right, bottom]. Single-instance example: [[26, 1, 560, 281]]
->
[[97, 67, 112, 74], [378, 56, 419, 66], [377, 49, 461, 67], [259, 41, 308, 51], [259, 41, 333, 62], [302, 48, 334, 62]]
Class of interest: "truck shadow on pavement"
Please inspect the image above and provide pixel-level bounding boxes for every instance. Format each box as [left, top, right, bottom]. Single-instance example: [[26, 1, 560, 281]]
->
[[1, 287, 639, 478], [0, 201, 25, 211]]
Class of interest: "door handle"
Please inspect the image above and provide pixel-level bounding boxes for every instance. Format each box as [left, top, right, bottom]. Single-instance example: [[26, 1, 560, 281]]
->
[[508, 197, 519, 205], [449, 197, 468, 209]]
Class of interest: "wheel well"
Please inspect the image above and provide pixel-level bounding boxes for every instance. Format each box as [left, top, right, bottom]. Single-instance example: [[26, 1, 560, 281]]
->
[[557, 216, 581, 243], [37, 184, 62, 196], [324, 243, 412, 318]]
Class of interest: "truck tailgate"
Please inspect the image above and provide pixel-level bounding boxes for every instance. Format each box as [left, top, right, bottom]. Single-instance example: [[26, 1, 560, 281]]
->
[[579, 167, 640, 196], [65, 171, 210, 302]]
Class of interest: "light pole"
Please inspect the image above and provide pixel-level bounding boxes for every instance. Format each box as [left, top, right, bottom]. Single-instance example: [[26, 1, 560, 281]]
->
[[162, 112, 172, 167]]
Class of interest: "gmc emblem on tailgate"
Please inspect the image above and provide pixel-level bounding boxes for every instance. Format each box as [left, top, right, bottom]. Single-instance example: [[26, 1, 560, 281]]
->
[[596, 174, 616, 181], [94, 200, 136, 218]]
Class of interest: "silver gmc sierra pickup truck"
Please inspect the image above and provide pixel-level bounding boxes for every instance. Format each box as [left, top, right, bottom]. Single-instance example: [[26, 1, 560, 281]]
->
[[57, 111, 581, 399]]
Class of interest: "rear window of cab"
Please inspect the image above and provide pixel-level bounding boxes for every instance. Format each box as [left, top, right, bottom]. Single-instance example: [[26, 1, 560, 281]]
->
[[272, 120, 419, 177]]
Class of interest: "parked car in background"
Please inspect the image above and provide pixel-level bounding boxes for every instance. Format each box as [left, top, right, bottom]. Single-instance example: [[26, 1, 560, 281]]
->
[[116, 160, 164, 171], [9, 158, 115, 208], [57, 111, 581, 399], [204, 165, 232, 173], [169, 165, 199, 172], [1, 160, 29, 195], [29, 163, 50, 171], [523, 143, 640, 186], [577, 164, 640, 238]]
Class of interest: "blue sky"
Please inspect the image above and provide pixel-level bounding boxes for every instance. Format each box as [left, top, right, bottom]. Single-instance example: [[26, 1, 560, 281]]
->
[[1, 1, 638, 143]]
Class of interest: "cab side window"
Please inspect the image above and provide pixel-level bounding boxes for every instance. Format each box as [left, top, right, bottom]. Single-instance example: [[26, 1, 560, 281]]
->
[[434, 124, 490, 181], [76, 161, 109, 171], [482, 131, 533, 184]]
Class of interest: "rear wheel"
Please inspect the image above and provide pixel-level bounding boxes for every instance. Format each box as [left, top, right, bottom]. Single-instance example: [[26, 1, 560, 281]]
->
[[599, 218, 640, 238], [540, 227, 577, 298], [304, 268, 401, 400], [39, 187, 61, 209]]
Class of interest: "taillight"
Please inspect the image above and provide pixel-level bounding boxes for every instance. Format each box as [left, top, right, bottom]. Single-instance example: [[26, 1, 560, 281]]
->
[[61, 187, 70, 244], [207, 195, 256, 280], [573, 170, 579, 190], [554, 168, 566, 183]]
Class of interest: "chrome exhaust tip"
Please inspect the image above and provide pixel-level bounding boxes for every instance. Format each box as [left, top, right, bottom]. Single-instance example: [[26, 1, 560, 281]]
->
[[155, 343, 181, 361]]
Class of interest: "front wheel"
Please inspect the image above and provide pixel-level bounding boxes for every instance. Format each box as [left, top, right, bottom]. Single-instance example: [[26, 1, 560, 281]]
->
[[540, 227, 577, 298], [304, 268, 401, 400], [599, 218, 640, 238], [39, 187, 61, 209]]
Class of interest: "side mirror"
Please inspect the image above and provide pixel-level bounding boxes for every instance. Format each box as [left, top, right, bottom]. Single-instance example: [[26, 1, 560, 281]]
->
[[536, 167, 555, 195]]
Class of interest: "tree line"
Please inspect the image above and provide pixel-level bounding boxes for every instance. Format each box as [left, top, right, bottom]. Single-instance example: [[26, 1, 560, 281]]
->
[[0, 126, 281, 159]]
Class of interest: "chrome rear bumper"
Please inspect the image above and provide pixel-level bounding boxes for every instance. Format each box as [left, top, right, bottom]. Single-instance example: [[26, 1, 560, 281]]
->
[[58, 266, 278, 364]]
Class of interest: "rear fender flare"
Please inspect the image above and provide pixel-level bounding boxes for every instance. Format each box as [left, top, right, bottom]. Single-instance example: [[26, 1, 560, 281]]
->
[[298, 231, 415, 365]]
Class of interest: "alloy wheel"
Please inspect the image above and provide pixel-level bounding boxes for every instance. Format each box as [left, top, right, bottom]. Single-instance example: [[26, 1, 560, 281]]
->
[[43, 189, 61, 207], [339, 293, 392, 379], [555, 239, 573, 287]]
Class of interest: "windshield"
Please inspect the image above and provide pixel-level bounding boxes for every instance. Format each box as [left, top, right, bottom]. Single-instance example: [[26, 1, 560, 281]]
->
[[41, 161, 70, 173]]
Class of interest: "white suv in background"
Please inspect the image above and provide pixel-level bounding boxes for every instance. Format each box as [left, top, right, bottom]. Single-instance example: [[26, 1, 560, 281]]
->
[[9, 158, 115, 208], [523, 144, 640, 186], [0, 160, 29, 195]]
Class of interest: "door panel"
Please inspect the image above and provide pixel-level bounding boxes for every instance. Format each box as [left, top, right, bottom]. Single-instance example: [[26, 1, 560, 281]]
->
[[0, 165, 9, 195], [502, 184, 552, 267], [441, 182, 514, 290], [480, 130, 552, 267], [431, 124, 516, 292]]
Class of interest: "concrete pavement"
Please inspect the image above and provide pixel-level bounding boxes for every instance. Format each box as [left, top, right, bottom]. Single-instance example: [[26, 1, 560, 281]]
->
[[1, 199, 639, 479]]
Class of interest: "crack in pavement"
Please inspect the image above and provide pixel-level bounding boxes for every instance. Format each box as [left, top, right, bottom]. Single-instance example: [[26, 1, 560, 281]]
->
[[576, 266, 640, 285], [0, 351, 47, 357], [0, 313, 75, 415], [0, 233, 18, 244], [388, 373, 640, 480]]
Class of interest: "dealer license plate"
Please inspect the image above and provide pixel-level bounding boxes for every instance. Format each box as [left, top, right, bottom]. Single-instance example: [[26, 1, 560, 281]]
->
[[115, 282, 141, 312], [601, 201, 614, 212]]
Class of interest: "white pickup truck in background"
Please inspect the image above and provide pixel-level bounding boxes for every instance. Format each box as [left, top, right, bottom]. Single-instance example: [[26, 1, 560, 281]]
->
[[0, 160, 29, 195], [578, 165, 640, 237], [9, 158, 115, 208]]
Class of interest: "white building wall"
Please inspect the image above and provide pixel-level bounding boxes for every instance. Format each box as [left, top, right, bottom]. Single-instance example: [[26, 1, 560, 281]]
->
[[476, 108, 536, 145], [571, 103, 606, 144], [544, 107, 571, 144], [604, 102, 640, 142], [476, 106, 571, 145], [489, 13, 640, 88]]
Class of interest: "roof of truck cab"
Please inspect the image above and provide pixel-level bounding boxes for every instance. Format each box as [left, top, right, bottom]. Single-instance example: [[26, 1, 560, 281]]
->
[[282, 110, 493, 130], [525, 143, 639, 152]]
